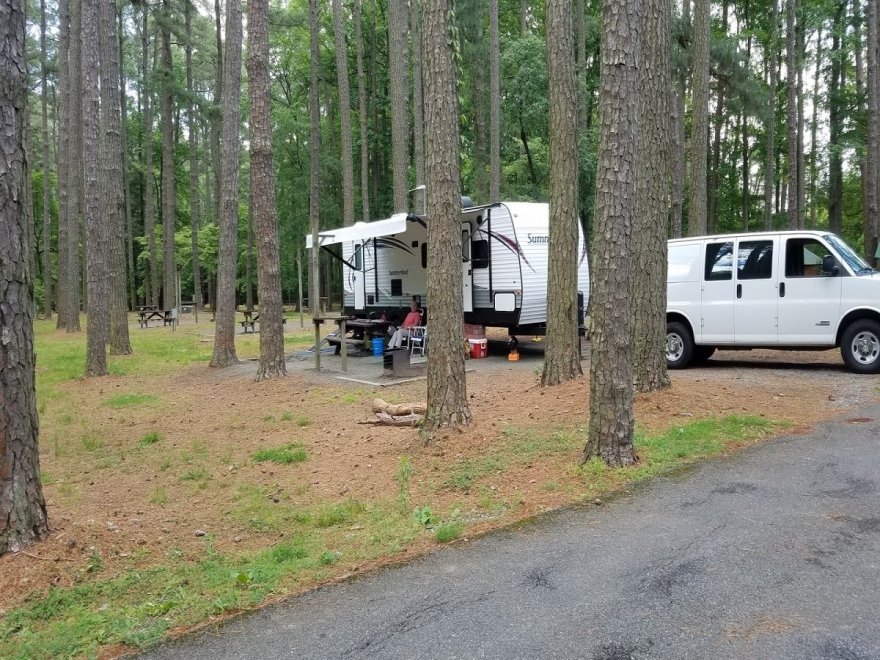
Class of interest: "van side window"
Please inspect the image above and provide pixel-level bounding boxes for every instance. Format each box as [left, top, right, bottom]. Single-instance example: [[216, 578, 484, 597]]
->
[[705, 242, 734, 281], [738, 240, 774, 280], [785, 238, 826, 278]]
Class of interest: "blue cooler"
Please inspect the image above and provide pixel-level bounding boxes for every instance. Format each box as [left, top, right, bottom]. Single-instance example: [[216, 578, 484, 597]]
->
[[372, 337, 384, 356]]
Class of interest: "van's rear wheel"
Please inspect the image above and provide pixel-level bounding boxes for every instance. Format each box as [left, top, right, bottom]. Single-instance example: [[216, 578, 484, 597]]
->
[[841, 320, 880, 374], [666, 322, 694, 369]]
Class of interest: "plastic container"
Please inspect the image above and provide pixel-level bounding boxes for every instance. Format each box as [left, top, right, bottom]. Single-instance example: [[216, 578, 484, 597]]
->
[[468, 338, 488, 359], [372, 337, 384, 356]]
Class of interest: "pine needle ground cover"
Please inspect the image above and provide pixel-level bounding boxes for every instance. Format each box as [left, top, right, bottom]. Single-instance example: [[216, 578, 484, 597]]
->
[[0, 318, 865, 658]]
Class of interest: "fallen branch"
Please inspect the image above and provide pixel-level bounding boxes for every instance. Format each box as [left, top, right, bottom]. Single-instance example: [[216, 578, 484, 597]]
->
[[372, 398, 427, 416], [360, 412, 424, 427]]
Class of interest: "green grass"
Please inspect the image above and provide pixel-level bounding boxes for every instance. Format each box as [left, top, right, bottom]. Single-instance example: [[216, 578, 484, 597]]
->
[[103, 393, 159, 408], [251, 444, 307, 465], [139, 432, 162, 447], [435, 522, 464, 543]]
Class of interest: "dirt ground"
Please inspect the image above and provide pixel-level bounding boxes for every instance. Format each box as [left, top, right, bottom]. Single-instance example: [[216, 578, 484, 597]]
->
[[2, 334, 878, 619]]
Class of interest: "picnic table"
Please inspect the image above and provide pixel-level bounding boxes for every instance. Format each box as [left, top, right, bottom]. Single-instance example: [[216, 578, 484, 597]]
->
[[138, 309, 172, 328], [325, 318, 391, 355], [240, 311, 260, 333]]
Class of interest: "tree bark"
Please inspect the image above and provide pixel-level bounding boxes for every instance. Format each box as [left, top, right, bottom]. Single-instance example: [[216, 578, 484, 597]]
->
[[670, 85, 684, 237], [786, 0, 800, 228], [82, 0, 109, 377], [309, 0, 321, 319], [245, 192, 254, 311], [333, 0, 356, 227], [708, 0, 729, 235], [388, 0, 410, 212], [247, 0, 286, 380], [808, 25, 822, 228], [490, 0, 501, 200], [185, 0, 203, 311], [39, 0, 53, 318], [796, 16, 805, 230], [423, 0, 470, 429], [0, 0, 50, 555], [160, 0, 176, 309], [742, 3, 752, 231], [100, 0, 132, 355], [355, 0, 371, 221], [142, 6, 158, 308], [867, 0, 879, 262], [854, 0, 869, 241], [412, 0, 426, 188], [688, 0, 709, 236], [828, 1, 845, 236], [583, 0, 640, 467], [120, 7, 137, 311], [764, 0, 779, 230], [210, 0, 244, 367], [542, 0, 583, 387], [632, 0, 671, 393], [212, 0, 223, 235]]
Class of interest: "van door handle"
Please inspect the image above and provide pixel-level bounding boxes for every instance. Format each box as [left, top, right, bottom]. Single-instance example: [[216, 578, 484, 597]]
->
[[737, 284, 742, 299], [779, 282, 785, 297]]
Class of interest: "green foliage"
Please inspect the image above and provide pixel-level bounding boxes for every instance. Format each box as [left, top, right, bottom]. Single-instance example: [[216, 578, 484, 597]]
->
[[251, 444, 307, 465], [412, 506, 435, 528], [139, 431, 162, 447], [395, 455, 414, 510], [105, 393, 159, 408], [435, 522, 465, 543]]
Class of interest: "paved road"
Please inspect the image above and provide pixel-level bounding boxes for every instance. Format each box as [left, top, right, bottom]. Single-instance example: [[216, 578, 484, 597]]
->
[[144, 405, 880, 660]]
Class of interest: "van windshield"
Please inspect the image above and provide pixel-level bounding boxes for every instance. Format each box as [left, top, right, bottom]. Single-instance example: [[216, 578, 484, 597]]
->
[[825, 234, 875, 275]]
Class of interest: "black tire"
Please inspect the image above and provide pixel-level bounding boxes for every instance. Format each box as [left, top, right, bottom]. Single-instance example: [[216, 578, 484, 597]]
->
[[840, 319, 880, 374], [666, 321, 694, 369], [693, 346, 716, 363]]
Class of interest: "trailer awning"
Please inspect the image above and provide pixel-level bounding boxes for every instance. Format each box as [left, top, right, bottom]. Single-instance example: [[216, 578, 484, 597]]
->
[[305, 214, 409, 249]]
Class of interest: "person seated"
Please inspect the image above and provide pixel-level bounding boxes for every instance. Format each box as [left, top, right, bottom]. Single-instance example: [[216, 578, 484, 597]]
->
[[388, 301, 422, 349]]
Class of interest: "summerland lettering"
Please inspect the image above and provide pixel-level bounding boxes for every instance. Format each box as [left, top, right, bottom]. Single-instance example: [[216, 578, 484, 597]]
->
[[527, 234, 549, 244]]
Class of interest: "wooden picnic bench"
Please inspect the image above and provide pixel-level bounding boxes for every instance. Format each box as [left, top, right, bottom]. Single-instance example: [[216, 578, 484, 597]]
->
[[239, 313, 287, 333], [325, 318, 390, 355], [138, 309, 172, 328]]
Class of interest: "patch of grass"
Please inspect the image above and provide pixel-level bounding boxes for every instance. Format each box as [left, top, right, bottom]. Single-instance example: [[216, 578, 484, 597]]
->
[[139, 432, 162, 447], [80, 433, 102, 452], [319, 550, 341, 565], [149, 488, 168, 505], [180, 468, 208, 482], [280, 411, 294, 422], [229, 485, 311, 533], [295, 416, 311, 427], [262, 414, 277, 423], [395, 456, 413, 510], [104, 393, 159, 408], [312, 499, 366, 528], [435, 522, 464, 543], [251, 444, 307, 465]]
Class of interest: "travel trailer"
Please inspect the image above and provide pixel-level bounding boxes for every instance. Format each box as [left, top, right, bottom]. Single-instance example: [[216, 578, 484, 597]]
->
[[666, 230, 880, 373], [307, 201, 590, 338]]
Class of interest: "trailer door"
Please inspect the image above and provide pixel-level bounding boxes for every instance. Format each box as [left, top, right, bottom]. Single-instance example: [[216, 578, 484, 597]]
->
[[351, 242, 366, 310], [462, 225, 473, 313]]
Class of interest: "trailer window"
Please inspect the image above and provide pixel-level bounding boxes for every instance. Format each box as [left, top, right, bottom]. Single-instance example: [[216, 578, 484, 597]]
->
[[705, 241, 733, 281], [472, 240, 489, 269], [352, 244, 363, 271], [391, 279, 403, 297]]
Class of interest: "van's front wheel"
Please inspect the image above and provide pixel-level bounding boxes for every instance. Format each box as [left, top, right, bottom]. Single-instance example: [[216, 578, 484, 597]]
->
[[841, 320, 880, 374], [666, 322, 694, 369]]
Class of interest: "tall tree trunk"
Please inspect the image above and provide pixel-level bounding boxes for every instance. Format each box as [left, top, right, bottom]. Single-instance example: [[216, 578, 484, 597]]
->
[[867, 0, 879, 262], [82, 0, 109, 377], [59, 0, 82, 331], [742, 5, 752, 231], [632, 0, 671, 393], [688, 0, 710, 236], [521, 0, 529, 34], [412, 0, 426, 188], [542, 0, 582, 386], [583, 0, 640, 467], [39, 0, 53, 318], [828, 3, 844, 235], [210, 0, 244, 367], [186, 0, 203, 311], [247, 0, 286, 380], [56, 0, 73, 328], [73, 0, 86, 320], [796, 18, 805, 229], [120, 7, 137, 310], [708, 0, 729, 235], [245, 195, 254, 311], [212, 0, 223, 233], [786, 0, 800, 228], [309, 0, 321, 318], [808, 26, 822, 228], [160, 0, 176, 309], [490, 0, 501, 199], [670, 86, 684, 237], [388, 0, 410, 212], [100, 0, 132, 355], [0, 0, 50, 554], [853, 0, 868, 238], [764, 0, 779, 230], [355, 0, 371, 221], [423, 0, 470, 429], [332, 0, 356, 227], [142, 6, 158, 307]]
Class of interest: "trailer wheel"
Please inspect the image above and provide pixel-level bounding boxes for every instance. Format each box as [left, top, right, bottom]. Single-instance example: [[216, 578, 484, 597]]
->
[[666, 321, 694, 369], [841, 319, 880, 374]]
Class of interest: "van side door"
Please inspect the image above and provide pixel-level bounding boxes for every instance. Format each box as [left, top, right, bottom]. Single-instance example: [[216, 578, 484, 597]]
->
[[700, 240, 736, 344], [734, 237, 779, 344], [777, 236, 842, 344]]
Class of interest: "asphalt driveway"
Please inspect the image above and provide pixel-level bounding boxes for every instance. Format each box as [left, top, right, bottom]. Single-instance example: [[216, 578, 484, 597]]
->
[[143, 404, 880, 660]]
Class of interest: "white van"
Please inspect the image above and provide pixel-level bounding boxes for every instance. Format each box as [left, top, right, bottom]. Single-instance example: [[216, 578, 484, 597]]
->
[[666, 231, 880, 373]]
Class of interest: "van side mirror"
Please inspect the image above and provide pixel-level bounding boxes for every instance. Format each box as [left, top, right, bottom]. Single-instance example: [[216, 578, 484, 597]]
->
[[822, 254, 840, 276]]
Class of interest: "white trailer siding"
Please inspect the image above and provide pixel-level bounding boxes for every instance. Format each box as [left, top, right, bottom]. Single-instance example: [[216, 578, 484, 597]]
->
[[468, 205, 523, 312]]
